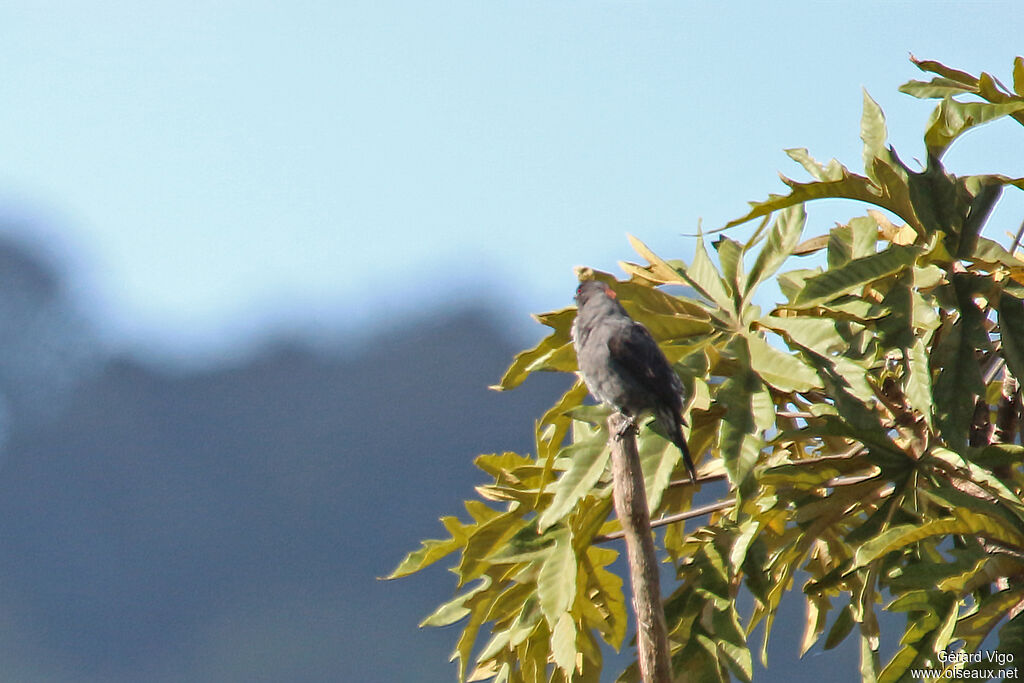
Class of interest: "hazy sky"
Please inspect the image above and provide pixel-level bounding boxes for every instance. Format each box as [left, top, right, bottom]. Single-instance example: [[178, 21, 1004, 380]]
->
[[2, 2, 1022, 361]]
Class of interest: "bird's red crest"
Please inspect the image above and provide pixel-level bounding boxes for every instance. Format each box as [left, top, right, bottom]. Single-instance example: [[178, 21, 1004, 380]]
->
[[603, 284, 617, 299]]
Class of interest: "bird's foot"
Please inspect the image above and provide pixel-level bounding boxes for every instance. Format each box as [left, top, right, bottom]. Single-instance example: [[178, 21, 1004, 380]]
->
[[613, 413, 638, 441]]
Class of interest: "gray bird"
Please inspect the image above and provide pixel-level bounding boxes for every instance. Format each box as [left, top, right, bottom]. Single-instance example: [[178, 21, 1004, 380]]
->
[[572, 280, 696, 483]]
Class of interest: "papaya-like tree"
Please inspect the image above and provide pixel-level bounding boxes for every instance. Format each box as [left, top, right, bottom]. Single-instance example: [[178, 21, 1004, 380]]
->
[[389, 56, 1024, 683]]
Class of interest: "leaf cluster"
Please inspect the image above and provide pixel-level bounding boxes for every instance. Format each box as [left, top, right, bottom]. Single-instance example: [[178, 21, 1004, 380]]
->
[[390, 57, 1024, 683]]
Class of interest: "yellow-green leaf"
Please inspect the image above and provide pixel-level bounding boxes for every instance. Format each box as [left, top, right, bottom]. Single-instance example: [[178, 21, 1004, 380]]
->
[[538, 437, 610, 531]]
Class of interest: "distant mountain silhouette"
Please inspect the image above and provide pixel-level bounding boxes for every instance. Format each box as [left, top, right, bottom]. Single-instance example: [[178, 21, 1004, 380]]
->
[[0, 294, 568, 680]]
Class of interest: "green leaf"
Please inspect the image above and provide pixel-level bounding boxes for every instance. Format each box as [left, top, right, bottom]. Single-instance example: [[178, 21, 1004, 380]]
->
[[801, 593, 830, 656], [551, 612, 577, 675], [537, 530, 577, 625], [688, 233, 734, 312], [716, 338, 764, 496], [488, 523, 561, 564], [851, 509, 1024, 571], [582, 545, 626, 649], [759, 315, 846, 352], [996, 610, 1024, 661], [859, 631, 880, 683], [824, 604, 855, 650], [910, 55, 979, 89], [998, 291, 1024, 387], [959, 180, 1003, 257], [828, 216, 880, 269], [492, 309, 575, 390], [475, 451, 535, 479], [924, 97, 1024, 158], [387, 533, 463, 579], [458, 512, 525, 585], [714, 235, 744, 301], [631, 311, 713, 343], [932, 277, 987, 452], [745, 332, 819, 393], [421, 576, 491, 627], [636, 433, 680, 514], [745, 204, 806, 296], [538, 436, 610, 531], [785, 148, 845, 182], [860, 90, 889, 182], [899, 77, 977, 99], [724, 169, 892, 231], [955, 588, 1024, 649], [904, 337, 934, 429], [793, 245, 921, 308]]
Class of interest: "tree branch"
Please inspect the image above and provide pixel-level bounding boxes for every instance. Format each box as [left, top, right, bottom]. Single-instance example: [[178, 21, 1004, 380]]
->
[[594, 498, 736, 543], [607, 412, 672, 683]]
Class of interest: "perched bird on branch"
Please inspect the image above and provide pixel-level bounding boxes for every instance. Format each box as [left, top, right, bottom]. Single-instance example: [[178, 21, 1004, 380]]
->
[[572, 279, 696, 484]]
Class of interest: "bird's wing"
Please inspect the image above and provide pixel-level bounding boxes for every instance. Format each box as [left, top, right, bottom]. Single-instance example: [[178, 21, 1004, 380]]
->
[[606, 322, 683, 405]]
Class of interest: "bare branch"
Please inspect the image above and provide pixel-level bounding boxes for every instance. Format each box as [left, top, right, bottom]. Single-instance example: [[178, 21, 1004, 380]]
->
[[595, 498, 736, 543], [607, 412, 672, 683]]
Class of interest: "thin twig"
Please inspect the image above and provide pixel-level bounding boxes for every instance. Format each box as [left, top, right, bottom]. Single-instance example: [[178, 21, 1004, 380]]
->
[[594, 498, 736, 543], [667, 472, 728, 489], [777, 410, 815, 420], [1011, 216, 1024, 256]]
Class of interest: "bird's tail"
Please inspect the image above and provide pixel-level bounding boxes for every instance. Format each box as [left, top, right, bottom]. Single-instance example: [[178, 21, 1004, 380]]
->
[[657, 406, 697, 484]]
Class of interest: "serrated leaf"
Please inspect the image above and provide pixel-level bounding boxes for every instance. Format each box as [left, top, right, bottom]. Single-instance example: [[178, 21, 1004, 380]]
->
[[636, 433, 679, 514], [933, 278, 986, 452], [954, 588, 1024, 648], [924, 97, 1024, 158], [793, 245, 921, 308], [551, 612, 577, 675], [538, 437, 610, 531], [387, 534, 464, 579], [688, 233, 734, 312], [631, 311, 713, 343], [582, 545, 626, 650], [475, 451, 536, 479], [492, 334, 575, 390], [422, 576, 492, 627], [624, 235, 687, 285], [996, 610, 1024, 661], [716, 339, 764, 496], [537, 530, 576, 625], [759, 315, 846, 352], [459, 512, 525, 585], [745, 331, 819, 393], [959, 180, 1002, 258], [904, 337, 934, 429], [861, 90, 889, 182], [851, 508, 1024, 571], [785, 148, 845, 182], [745, 204, 806, 296], [724, 169, 891, 231], [899, 77, 977, 99], [998, 291, 1024, 388], [714, 235, 744, 300], [910, 55, 979, 88]]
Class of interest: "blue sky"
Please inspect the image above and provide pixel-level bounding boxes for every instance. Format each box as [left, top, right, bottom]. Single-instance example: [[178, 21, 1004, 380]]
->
[[1, 2, 1022, 362]]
